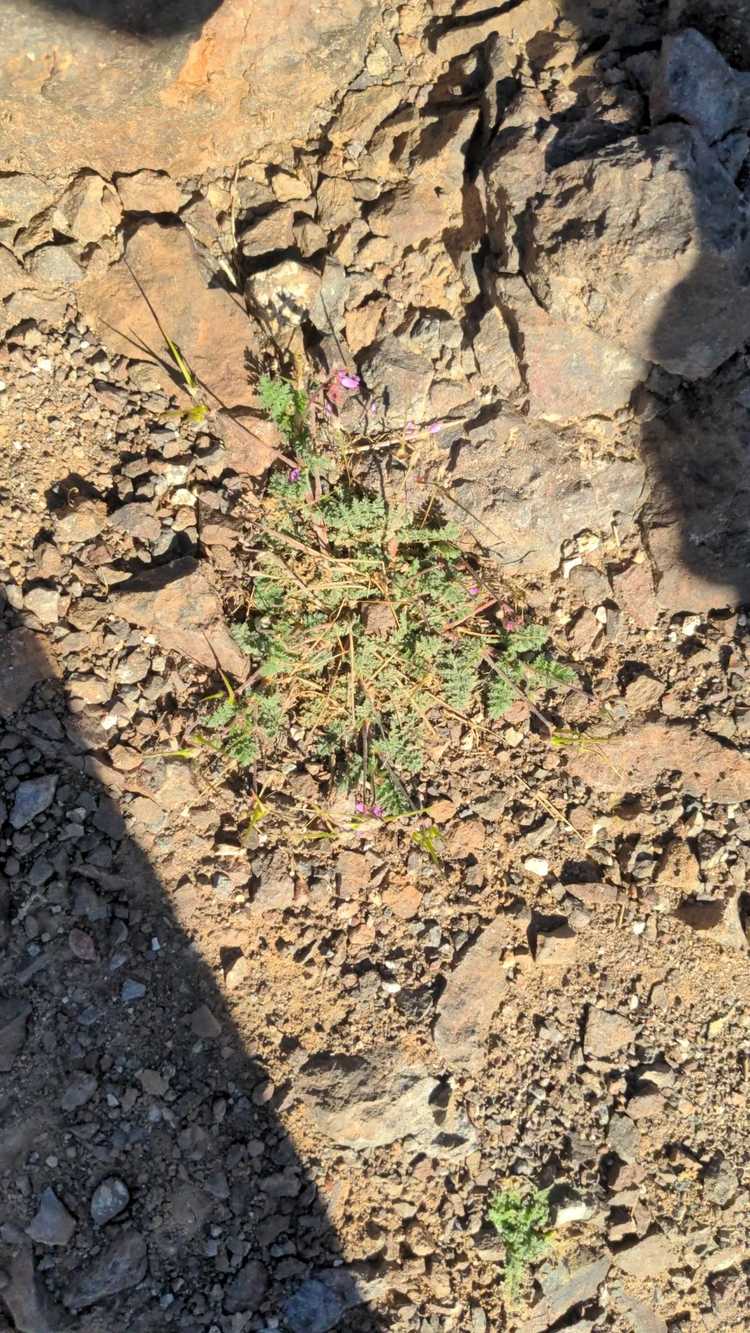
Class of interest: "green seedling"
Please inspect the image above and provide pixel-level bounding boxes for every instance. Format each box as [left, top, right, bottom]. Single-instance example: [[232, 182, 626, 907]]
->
[[488, 1186, 551, 1295]]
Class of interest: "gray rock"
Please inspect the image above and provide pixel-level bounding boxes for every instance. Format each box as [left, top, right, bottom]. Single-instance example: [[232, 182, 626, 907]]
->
[[283, 1269, 385, 1333], [614, 1231, 679, 1279], [2, 1246, 70, 1333], [223, 1259, 268, 1315], [0, 999, 31, 1073], [65, 1231, 147, 1311], [28, 245, 84, 286], [24, 586, 60, 625], [607, 1113, 641, 1164], [521, 125, 750, 380], [26, 1189, 76, 1247], [0, 877, 10, 949], [10, 775, 58, 829], [61, 1073, 99, 1112], [650, 29, 740, 143], [282, 1279, 344, 1333], [448, 412, 645, 574], [520, 1257, 611, 1332], [121, 978, 146, 1002], [358, 334, 434, 429], [90, 1176, 130, 1226]]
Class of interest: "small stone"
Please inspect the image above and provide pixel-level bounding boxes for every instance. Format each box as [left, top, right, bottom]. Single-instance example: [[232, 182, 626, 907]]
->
[[381, 883, 423, 921], [223, 1259, 268, 1315], [138, 1068, 169, 1096], [608, 1113, 641, 1163], [24, 586, 60, 624], [584, 1007, 636, 1060], [69, 929, 97, 962], [61, 1073, 98, 1112], [190, 1004, 221, 1039], [121, 978, 146, 1003], [524, 856, 549, 878], [536, 925, 578, 967], [90, 1177, 130, 1226], [336, 850, 372, 897], [656, 839, 701, 891], [10, 775, 58, 830], [0, 628, 53, 719], [0, 999, 31, 1073], [624, 673, 665, 711], [56, 505, 105, 544], [65, 1230, 148, 1310], [26, 1189, 76, 1247], [252, 849, 295, 909]]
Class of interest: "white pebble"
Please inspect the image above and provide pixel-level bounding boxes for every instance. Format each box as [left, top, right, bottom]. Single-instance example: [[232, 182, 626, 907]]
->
[[524, 856, 549, 878]]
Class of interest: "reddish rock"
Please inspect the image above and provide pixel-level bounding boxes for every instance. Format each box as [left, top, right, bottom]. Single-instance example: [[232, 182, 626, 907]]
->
[[568, 721, 750, 805], [382, 883, 423, 921], [112, 557, 248, 679], [434, 913, 526, 1071]]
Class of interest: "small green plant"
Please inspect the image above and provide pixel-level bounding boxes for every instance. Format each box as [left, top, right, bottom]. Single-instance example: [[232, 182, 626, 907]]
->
[[488, 1186, 551, 1294], [186, 374, 575, 805]]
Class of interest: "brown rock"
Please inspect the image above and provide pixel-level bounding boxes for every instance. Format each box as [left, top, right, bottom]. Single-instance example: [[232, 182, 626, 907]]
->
[[79, 224, 281, 473], [434, 913, 525, 1070], [112, 557, 248, 679], [114, 170, 186, 214], [382, 883, 423, 921], [584, 1007, 636, 1060], [611, 560, 660, 629], [568, 721, 750, 805], [535, 925, 578, 968], [0, 628, 54, 719], [647, 522, 738, 613], [336, 851, 372, 898], [614, 1231, 679, 1279], [1, 0, 380, 182], [472, 307, 522, 400], [655, 839, 701, 890], [675, 893, 748, 951], [624, 673, 665, 711], [298, 1049, 440, 1151]]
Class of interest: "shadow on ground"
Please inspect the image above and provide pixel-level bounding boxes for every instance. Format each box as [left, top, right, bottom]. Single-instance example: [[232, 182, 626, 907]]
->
[[24, 0, 225, 35], [0, 602, 384, 1329]]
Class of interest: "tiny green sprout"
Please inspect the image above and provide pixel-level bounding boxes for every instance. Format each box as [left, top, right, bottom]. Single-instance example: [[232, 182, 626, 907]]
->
[[550, 730, 608, 751], [411, 823, 443, 866], [488, 1186, 551, 1295]]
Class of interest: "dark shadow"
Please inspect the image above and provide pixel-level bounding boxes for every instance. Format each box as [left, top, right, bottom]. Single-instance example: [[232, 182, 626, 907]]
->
[[0, 590, 386, 1328], [23, 0, 225, 36], [469, 0, 750, 615]]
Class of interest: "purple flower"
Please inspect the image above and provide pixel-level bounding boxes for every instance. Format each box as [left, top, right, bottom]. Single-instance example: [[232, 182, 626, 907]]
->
[[467, 583, 479, 598], [371, 803, 384, 819], [427, 420, 443, 435], [324, 399, 334, 416], [288, 466, 301, 482], [405, 420, 416, 435], [354, 799, 366, 814], [337, 370, 361, 391], [368, 399, 379, 416]]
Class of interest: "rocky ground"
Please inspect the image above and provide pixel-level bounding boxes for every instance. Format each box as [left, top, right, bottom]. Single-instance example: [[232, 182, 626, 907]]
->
[[2, 1, 750, 1331]]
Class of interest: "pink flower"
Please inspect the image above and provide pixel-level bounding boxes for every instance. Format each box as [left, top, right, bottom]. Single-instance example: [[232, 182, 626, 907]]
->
[[467, 583, 479, 598], [354, 799, 366, 814], [427, 421, 443, 435], [405, 420, 416, 435], [371, 803, 384, 819], [289, 466, 301, 482], [368, 399, 379, 416], [337, 370, 361, 391], [324, 399, 334, 416]]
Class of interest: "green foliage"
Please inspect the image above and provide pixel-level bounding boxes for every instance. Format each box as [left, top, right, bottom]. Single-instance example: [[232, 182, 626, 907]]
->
[[258, 375, 309, 444], [488, 1186, 551, 1293], [188, 379, 575, 804], [198, 688, 283, 771]]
